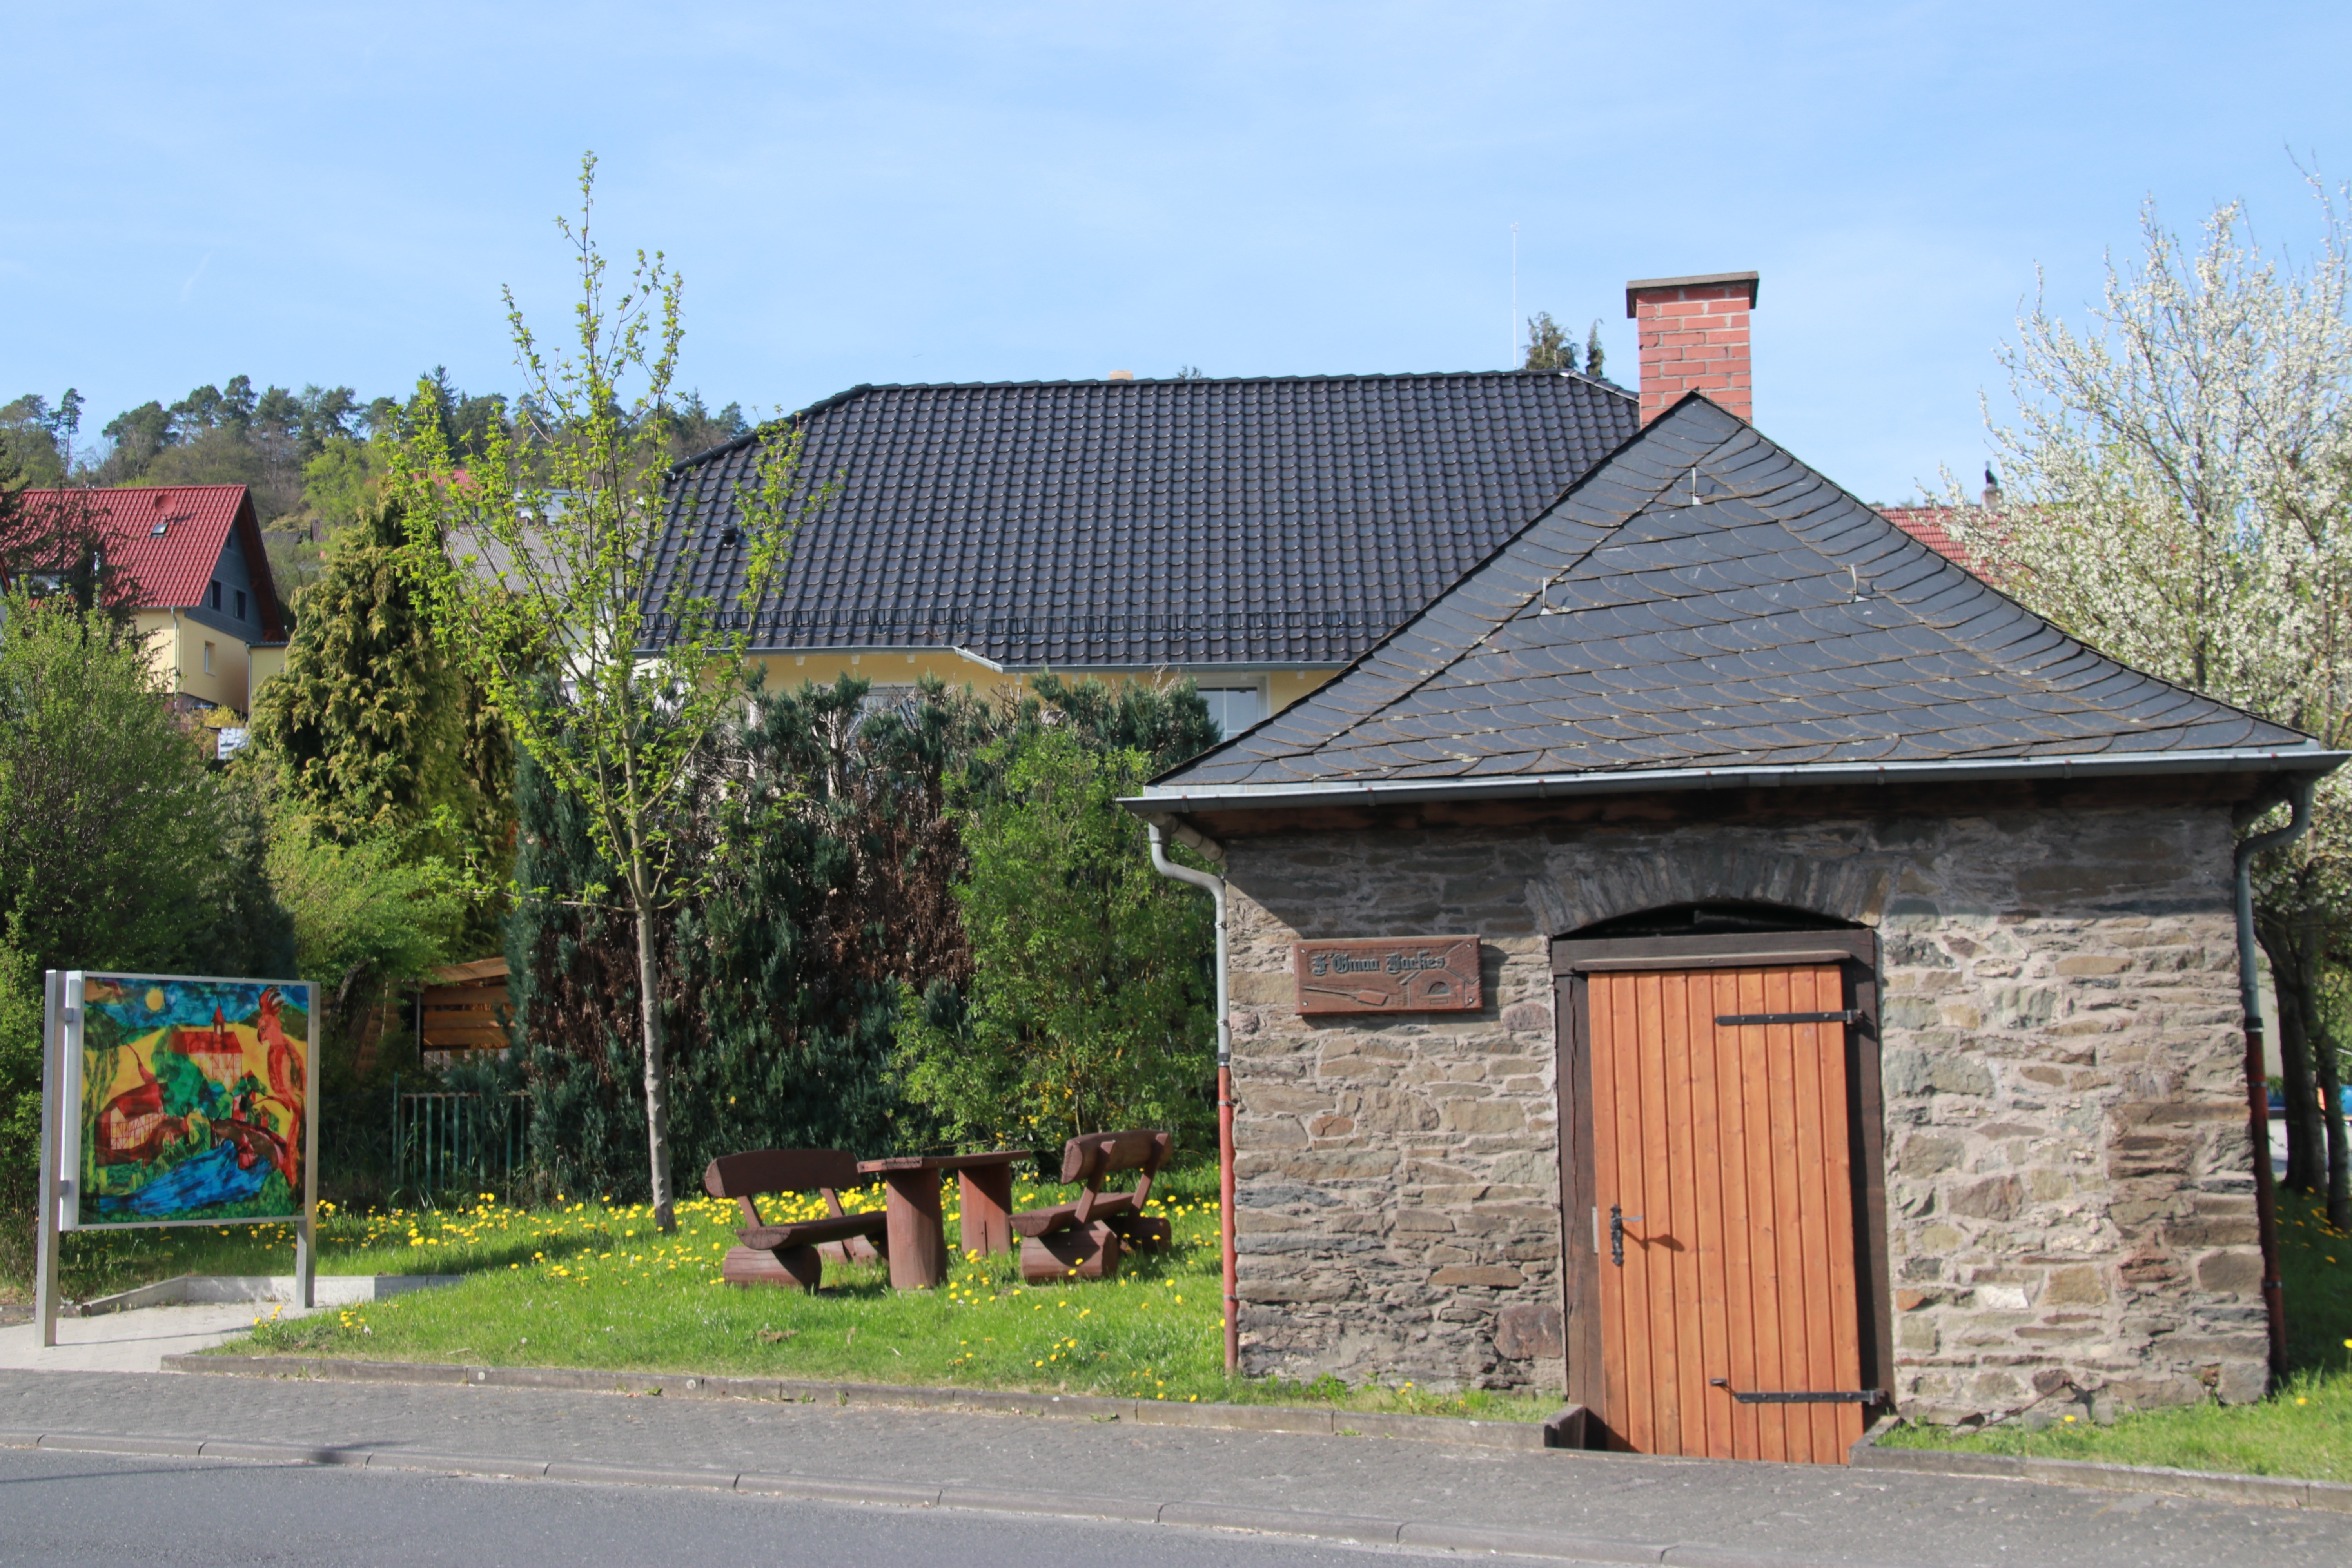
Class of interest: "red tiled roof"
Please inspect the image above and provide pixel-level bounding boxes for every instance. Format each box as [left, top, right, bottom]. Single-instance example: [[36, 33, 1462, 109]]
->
[[11, 485, 287, 639], [1876, 505, 1976, 570]]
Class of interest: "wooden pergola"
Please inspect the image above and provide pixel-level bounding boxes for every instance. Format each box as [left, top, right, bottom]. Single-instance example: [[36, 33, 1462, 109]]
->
[[417, 957, 510, 1057]]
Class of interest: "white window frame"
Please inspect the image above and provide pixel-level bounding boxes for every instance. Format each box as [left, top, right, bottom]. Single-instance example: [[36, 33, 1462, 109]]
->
[[1193, 679, 1269, 740]]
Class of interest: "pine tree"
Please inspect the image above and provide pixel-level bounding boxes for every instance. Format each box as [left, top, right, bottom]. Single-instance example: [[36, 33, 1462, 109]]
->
[[251, 499, 463, 845], [1523, 311, 1578, 371], [249, 500, 515, 949]]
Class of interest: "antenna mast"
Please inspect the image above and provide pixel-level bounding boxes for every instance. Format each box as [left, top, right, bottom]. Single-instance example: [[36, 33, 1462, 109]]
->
[[1510, 222, 1519, 368]]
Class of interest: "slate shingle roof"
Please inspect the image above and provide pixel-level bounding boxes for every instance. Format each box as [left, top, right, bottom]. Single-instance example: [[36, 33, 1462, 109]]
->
[[1146, 397, 2334, 803], [646, 370, 1638, 668]]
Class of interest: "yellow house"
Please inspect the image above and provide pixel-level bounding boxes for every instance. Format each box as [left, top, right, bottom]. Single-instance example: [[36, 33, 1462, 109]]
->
[[646, 370, 1642, 735], [12, 484, 289, 719]]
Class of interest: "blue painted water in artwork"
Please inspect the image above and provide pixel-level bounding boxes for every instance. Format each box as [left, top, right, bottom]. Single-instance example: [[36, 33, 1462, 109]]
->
[[92, 1140, 272, 1218]]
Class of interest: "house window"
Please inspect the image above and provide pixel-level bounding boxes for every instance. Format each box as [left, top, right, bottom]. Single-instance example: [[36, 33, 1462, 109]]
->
[[203, 642, 215, 675], [235, 590, 247, 621], [209, 581, 222, 612], [1197, 685, 1265, 739]]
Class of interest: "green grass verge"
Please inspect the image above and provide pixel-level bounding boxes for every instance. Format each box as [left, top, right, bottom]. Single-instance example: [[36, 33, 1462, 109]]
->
[[181, 1163, 1547, 1423], [1879, 1188, 2352, 1483]]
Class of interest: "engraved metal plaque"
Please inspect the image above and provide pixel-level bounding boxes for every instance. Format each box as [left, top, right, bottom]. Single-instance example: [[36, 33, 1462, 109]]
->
[[1293, 935, 1482, 1014]]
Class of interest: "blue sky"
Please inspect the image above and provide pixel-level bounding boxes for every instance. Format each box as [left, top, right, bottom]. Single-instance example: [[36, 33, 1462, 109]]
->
[[4, 2, 2348, 502]]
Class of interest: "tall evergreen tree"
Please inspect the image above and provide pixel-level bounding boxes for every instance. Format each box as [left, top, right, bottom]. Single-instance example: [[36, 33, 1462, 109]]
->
[[249, 499, 514, 949], [1522, 310, 1579, 372], [1018, 671, 1221, 772], [251, 498, 461, 844]]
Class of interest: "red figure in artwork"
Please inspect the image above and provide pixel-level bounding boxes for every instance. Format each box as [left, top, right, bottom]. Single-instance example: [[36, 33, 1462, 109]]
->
[[259, 988, 302, 1103], [256, 987, 303, 1184]]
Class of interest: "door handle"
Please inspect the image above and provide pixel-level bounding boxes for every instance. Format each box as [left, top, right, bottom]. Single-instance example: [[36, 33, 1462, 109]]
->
[[1609, 1204, 1644, 1267]]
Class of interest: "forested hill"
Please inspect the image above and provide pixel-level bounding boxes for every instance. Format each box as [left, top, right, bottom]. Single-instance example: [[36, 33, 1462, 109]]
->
[[0, 375, 751, 593]]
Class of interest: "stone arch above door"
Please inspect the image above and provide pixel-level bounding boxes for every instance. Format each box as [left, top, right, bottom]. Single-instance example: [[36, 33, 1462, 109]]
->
[[1527, 838, 1895, 938]]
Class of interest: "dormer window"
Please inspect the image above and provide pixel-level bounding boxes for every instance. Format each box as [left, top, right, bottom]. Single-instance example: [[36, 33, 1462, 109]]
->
[[209, 581, 222, 612]]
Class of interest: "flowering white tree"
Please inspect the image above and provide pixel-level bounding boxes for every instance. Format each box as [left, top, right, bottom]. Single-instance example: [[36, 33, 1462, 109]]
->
[[1947, 178, 2352, 1227]]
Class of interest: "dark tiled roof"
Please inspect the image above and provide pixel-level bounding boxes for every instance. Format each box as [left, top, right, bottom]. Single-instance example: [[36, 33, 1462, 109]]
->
[[645, 370, 1638, 667], [1150, 397, 2327, 799]]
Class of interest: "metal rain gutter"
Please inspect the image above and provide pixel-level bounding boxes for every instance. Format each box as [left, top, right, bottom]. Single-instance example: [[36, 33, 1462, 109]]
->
[[1126, 748, 2352, 814], [1145, 822, 1238, 1373]]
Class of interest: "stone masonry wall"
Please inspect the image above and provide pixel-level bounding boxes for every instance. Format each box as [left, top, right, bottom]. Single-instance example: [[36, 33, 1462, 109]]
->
[[1221, 801, 2266, 1423]]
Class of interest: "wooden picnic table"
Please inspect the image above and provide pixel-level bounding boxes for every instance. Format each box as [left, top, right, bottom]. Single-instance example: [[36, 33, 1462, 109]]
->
[[857, 1150, 1035, 1290]]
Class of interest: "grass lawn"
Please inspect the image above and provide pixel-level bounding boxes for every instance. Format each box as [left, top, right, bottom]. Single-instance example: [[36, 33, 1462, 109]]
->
[[1879, 1188, 2352, 1483], [164, 1163, 1548, 1423]]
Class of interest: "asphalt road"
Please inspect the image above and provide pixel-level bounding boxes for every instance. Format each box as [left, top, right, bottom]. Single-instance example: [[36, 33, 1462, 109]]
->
[[6, 1367, 2352, 1568], [0, 1446, 1373, 1568]]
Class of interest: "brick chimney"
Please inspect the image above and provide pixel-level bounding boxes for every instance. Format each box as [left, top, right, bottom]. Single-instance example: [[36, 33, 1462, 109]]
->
[[1624, 270, 1760, 425]]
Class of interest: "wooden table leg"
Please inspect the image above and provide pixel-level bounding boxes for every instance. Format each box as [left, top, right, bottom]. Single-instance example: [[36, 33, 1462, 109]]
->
[[881, 1169, 949, 1289], [959, 1163, 1016, 1257]]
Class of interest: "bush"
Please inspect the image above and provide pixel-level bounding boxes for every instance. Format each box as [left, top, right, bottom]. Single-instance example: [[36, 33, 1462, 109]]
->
[[0, 591, 297, 1273], [893, 727, 1215, 1150], [505, 674, 984, 1195], [501, 669, 1220, 1201]]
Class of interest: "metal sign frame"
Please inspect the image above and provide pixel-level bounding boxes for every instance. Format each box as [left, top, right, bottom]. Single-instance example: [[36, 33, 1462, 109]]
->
[[34, 969, 320, 1348]]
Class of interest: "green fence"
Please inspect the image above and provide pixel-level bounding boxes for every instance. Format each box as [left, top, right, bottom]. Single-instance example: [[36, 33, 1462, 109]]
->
[[391, 1078, 534, 1203]]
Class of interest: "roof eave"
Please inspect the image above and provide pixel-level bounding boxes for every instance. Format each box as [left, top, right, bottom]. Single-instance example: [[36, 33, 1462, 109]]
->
[[1124, 748, 2351, 815]]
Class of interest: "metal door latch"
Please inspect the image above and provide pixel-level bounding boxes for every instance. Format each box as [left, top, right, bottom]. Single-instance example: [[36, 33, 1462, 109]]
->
[[1714, 1009, 1867, 1029], [1608, 1203, 1643, 1267], [1710, 1378, 1884, 1405]]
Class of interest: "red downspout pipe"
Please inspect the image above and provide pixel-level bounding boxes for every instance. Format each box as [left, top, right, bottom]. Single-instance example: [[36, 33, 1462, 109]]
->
[[1149, 820, 1239, 1373], [2235, 777, 2314, 1386]]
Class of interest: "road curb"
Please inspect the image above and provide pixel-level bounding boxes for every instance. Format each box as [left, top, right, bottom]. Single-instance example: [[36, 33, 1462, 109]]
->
[[156, 1352, 1554, 1450], [0, 1428, 1926, 1565], [1850, 1428, 2352, 1513]]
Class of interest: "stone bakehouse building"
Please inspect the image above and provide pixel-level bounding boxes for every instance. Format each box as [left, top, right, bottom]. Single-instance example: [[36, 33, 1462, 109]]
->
[[1131, 367, 2344, 1457]]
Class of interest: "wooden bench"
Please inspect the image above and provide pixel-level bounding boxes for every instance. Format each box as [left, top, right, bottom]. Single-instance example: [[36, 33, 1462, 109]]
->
[[704, 1149, 889, 1293], [1011, 1130, 1174, 1283]]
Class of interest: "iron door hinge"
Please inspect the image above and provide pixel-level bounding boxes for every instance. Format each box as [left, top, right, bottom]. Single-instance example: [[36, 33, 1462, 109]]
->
[[1714, 1009, 1867, 1029], [1710, 1378, 1884, 1405]]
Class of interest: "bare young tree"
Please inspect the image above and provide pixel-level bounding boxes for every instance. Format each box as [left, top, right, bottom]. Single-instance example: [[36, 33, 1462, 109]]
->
[[388, 153, 814, 1231], [1949, 176, 2352, 1225]]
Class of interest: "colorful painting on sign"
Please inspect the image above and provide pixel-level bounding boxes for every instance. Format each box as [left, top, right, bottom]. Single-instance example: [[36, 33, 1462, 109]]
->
[[75, 976, 310, 1227]]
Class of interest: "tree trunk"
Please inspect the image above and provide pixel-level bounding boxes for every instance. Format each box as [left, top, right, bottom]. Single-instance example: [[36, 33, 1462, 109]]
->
[[2310, 986, 2352, 1232], [2267, 930, 2326, 1194], [628, 865, 677, 1234]]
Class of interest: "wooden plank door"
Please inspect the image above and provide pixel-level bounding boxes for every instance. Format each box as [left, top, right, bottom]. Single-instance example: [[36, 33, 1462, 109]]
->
[[1587, 965, 1866, 1464]]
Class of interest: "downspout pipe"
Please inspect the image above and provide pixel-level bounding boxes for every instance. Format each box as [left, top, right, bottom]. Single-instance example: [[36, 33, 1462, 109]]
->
[[2235, 776, 2314, 1385], [1149, 820, 1238, 1374]]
